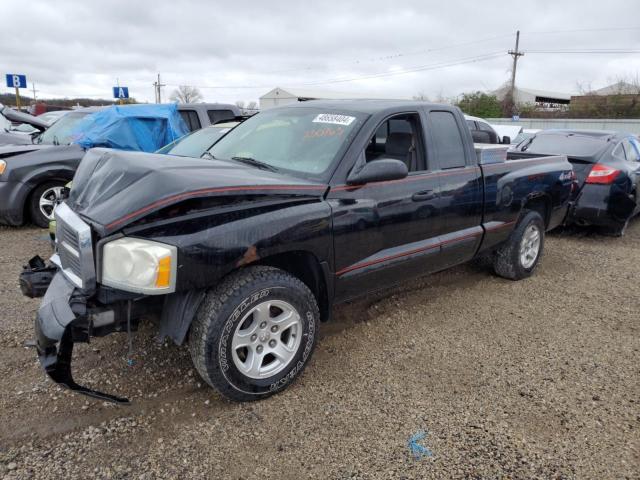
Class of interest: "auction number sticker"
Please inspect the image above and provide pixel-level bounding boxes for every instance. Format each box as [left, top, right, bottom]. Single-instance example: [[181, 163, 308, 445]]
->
[[312, 114, 356, 126]]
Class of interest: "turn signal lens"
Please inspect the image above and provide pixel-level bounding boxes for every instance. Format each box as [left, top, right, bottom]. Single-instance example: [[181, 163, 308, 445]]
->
[[586, 164, 620, 184], [155, 256, 172, 288], [0, 160, 6, 175]]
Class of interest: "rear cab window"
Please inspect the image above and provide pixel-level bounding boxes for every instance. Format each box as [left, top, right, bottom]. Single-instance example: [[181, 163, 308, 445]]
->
[[428, 111, 467, 169], [207, 109, 236, 124], [179, 110, 202, 132]]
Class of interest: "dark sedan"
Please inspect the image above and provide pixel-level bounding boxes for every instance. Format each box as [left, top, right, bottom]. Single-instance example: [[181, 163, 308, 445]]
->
[[0, 108, 99, 227], [510, 130, 640, 235]]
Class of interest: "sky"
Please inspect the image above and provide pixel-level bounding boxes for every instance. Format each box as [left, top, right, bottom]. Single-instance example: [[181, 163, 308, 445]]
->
[[2, 0, 639, 105]]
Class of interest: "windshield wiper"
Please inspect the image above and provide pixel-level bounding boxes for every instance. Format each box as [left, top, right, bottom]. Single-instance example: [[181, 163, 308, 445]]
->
[[231, 156, 278, 172], [202, 151, 217, 160], [519, 137, 535, 152]]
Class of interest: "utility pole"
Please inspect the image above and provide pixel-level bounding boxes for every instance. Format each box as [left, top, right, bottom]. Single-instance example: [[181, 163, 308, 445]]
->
[[31, 83, 38, 102], [507, 30, 524, 113], [153, 73, 165, 104]]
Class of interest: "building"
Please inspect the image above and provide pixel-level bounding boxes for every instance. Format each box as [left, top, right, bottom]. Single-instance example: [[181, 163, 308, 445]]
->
[[259, 87, 406, 109], [569, 81, 640, 118], [590, 81, 639, 96], [492, 85, 571, 110]]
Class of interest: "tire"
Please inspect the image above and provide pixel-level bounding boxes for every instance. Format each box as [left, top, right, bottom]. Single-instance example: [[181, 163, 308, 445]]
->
[[29, 181, 67, 228], [493, 210, 545, 280], [189, 266, 319, 402]]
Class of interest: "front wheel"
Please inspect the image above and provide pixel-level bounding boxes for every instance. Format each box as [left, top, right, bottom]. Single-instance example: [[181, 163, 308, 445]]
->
[[493, 210, 545, 280], [29, 181, 66, 228], [189, 266, 319, 402]]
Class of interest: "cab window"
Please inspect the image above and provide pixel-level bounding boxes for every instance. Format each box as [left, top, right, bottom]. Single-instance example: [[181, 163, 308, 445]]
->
[[365, 113, 426, 172], [429, 111, 467, 169], [179, 110, 202, 131]]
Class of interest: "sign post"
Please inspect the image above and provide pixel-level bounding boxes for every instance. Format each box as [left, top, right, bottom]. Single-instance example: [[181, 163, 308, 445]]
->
[[5, 74, 27, 109], [112, 86, 129, 105]]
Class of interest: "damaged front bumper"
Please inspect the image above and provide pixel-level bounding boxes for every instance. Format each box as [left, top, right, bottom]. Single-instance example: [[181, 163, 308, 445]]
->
[[22, 261, 131, 404]]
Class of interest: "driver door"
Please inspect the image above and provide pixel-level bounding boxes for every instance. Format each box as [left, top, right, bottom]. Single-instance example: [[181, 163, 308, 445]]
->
[[328, 112, 444, 301]]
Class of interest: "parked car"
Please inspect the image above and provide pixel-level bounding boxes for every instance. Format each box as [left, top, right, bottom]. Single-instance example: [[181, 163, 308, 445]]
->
[[492, 124, 522, 144], [0, 104, 49, 145], [20, 100, 575, 404], [510, 129, 640, 235], [0, 103, 237, 227], [176, 103, 241, 132], [38, 110, 70, 125], [464, 114, 510, 144], [511, 128, 540, 145], [156, 121, 241, 157]]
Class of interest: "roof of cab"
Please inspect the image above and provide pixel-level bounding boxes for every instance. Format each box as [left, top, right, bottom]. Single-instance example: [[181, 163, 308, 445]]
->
[[275, 99, 454, 115]]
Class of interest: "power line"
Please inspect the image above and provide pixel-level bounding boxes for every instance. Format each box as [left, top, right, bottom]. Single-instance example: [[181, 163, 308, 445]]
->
[[298, 52, 505, 85], [527, 49, 640, 54], [256, 33, 515, 75], [163, 51, 505, 90], [234, 27, 640, 77], [524, 26, 640, 35]]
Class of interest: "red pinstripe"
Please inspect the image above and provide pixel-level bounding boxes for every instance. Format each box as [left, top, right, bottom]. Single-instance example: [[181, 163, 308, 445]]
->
[[335, 221, 515, 276], [105, 184, 326, 230]]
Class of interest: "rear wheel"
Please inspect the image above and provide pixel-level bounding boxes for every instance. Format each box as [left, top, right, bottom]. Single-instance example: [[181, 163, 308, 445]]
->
[[29, 181, 66, 228], [493, 210, 545, 280], [189, 266, 319, 402]]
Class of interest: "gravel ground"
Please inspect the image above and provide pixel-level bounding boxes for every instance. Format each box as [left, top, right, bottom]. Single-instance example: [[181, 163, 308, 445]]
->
[[0, 222, 638, 479]]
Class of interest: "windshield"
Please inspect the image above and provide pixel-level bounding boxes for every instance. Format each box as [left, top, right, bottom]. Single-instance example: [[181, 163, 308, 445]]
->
[[157, 125, 235, 157], [516, 132, 608, 159], [36, 112, 89, 145], [512, 132, 534, 145], [209, 108, 365, 179]]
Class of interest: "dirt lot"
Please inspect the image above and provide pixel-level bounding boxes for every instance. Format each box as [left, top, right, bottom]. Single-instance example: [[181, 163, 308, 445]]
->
[[0, 222, 638, 479]]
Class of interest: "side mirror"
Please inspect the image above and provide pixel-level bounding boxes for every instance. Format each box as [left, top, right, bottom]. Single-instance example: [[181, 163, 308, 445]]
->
[[347, 158, 408, 185], [502, 136, 511, 144]]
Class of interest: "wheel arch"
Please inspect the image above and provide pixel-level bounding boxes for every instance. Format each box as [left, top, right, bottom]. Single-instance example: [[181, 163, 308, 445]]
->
[[522, 193, 551, 229], [255, 250, 332, 323], [24, 174, 73, 223], [160, 249, 332, 347]]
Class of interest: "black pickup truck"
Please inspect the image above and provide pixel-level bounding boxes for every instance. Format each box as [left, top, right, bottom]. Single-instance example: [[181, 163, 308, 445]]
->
[[21, 100, 575, 403]]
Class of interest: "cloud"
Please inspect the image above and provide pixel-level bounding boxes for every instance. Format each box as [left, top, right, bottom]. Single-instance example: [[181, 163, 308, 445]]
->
[[1, 0, 639, 104]]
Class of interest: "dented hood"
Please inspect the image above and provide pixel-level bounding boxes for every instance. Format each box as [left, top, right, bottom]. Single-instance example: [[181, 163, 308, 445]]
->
[[68, 148, 327, 235]]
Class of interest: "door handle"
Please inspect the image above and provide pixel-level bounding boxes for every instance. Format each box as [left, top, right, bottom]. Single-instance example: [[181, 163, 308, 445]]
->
[[412, 190, 434, 202]]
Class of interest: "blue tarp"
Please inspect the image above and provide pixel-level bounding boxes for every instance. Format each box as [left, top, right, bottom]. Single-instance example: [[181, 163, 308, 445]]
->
[[72, 104, 189, 152]]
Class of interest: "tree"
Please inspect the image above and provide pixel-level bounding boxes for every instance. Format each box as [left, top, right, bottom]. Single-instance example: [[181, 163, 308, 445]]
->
[[235, 100, 245, 109], [455, 91, 502, 118], [170, 85, 203, 104], [246, 101, 258, 110]]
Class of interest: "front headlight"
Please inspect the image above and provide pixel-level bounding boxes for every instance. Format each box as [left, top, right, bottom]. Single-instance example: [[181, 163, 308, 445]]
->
[[0, 160, 6, 175], [101, 238, 177, 295]]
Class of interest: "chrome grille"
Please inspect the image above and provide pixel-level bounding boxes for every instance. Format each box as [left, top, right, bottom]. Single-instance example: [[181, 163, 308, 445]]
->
[[53, 203, 96, 290]]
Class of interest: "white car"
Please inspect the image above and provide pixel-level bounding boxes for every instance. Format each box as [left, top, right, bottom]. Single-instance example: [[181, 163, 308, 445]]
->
[[464, 114, 509, 144]]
